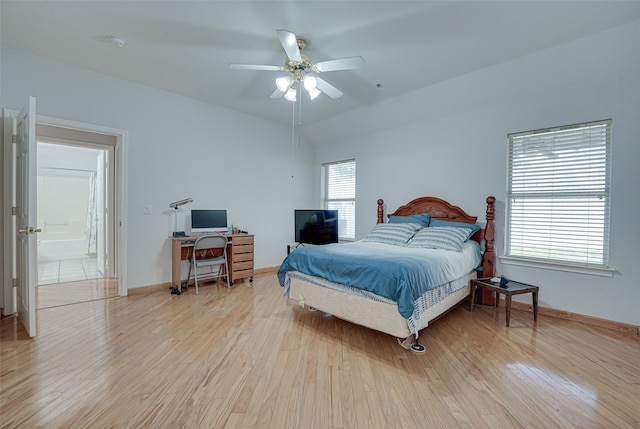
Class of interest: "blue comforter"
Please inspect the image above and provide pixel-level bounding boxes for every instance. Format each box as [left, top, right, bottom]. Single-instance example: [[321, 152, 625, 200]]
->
[[277, 241, 480, 318]]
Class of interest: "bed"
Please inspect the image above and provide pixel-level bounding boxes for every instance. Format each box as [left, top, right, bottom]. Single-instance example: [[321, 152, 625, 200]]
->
[[278, 196, 496, 350]]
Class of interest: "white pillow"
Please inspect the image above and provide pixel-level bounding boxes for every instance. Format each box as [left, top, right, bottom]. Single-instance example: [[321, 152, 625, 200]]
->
[[362, 223, 422, 246], [405, 226, 472, 251]]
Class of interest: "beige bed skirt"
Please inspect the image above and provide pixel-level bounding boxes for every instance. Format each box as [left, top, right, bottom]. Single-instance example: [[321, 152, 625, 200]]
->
[[288, 273, 474, 339]]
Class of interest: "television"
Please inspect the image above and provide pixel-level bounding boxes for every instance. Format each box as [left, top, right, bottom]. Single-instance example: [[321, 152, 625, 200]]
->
[[190, 209, 228, 234], [294, 210, 339, 245]]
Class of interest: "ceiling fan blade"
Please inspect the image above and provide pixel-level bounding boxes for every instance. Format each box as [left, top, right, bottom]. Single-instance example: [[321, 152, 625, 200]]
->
[[270, 88, 285, 99], [315, 77, 343, 99], [316, 56, 365, 72], [276, 29, 302, 62], [229, 64, 284, 71]]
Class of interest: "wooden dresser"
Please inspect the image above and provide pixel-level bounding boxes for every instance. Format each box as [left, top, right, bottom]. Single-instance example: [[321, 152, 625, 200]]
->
[[227, 234, 254, 284]]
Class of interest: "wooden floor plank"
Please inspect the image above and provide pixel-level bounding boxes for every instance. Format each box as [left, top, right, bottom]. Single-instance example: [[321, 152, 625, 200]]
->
[[1, 273, 639, 428]]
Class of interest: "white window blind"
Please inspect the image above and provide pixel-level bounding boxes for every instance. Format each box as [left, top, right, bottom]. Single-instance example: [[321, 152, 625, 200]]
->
[[506, 120, 611, 267], [323, 159, 356, 240]]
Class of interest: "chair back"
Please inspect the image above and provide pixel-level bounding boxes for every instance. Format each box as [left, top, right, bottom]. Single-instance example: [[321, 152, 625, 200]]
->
[[194, 233, 227, 252]]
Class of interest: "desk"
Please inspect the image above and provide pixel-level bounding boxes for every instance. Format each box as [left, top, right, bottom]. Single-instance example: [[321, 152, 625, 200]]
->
[[170, 234, 254, 289], [470, 278, 538, 327]]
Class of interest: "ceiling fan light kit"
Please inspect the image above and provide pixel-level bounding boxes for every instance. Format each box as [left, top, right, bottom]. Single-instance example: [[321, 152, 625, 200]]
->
[[303, 75, 317, 91], [276, 76, 292, 92], [284, 86, 297, 102], [229, 29, 364, 102], [308, 88, 321, 100]]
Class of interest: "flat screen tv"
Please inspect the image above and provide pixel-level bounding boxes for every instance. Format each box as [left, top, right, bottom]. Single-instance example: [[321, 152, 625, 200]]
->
[[190, 209, 228, 234], [295, 210, 339, 245]]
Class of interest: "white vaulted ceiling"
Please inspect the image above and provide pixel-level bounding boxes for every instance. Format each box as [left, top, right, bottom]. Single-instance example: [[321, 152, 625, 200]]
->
[[2, 1, 640, 130]]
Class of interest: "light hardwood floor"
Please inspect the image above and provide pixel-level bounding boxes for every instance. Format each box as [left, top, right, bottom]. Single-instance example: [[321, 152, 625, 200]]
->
[[37, 278, 118, 310], [1, 274, 639, 428]]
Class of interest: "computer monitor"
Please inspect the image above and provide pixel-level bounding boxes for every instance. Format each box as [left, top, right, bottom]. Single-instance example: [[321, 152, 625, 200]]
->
[[190, 209, 228, 234]]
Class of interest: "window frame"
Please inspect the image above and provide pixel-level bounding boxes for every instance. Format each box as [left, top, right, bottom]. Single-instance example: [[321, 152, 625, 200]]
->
[[503, 119, 613, 275], [321, 159, 356, 241]]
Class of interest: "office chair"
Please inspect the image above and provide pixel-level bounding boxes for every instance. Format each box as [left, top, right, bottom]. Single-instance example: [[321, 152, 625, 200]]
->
[[185, 233, 230, 294]]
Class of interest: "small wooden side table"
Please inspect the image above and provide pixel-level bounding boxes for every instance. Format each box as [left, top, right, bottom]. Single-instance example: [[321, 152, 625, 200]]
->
[[470, 278, 539, 327]]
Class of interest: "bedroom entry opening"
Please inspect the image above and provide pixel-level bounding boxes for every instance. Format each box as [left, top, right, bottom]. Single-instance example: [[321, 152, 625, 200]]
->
[[36, 124, 118, 308]]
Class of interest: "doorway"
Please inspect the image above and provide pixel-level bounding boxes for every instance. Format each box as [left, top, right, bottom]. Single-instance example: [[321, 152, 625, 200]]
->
[[35, 124, 118, 309], [2, 103, 128, 335]]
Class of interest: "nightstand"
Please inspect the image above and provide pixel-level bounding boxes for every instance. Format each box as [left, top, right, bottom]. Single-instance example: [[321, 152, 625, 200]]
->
[[470, 278, 539, 327]]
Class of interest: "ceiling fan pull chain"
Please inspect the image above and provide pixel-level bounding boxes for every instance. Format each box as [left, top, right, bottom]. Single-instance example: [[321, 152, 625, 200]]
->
[[291, 99, 296, 179], [298, 94, 303, 126]]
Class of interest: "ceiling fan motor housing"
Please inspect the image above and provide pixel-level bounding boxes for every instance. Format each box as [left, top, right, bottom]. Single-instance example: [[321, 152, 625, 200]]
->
[[284, 39, 318, 81]]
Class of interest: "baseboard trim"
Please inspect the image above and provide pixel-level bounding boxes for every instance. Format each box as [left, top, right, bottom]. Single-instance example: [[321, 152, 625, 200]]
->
[[128, 283, 171, 295], [129, 277, 638, 337], [128, 267, 279, 296], [254, 266, 278, 275], [511, 301, 639, 337]]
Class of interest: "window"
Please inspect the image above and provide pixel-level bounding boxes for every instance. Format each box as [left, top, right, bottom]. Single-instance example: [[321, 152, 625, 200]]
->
[[506, 120, 611, 267], [322, 159, 356, 240]]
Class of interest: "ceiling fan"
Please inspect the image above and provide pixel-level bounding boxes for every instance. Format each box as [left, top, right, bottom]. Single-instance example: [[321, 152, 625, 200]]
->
[[229, 29, 364, 101]]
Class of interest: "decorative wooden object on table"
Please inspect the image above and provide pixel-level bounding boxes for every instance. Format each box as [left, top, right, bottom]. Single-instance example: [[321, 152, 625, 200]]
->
[[470, 277, 539, 327], [170, 233, 254, 290]]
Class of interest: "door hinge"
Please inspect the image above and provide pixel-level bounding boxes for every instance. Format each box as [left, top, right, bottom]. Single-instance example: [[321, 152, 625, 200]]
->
[[12, 278, 17, 288], [12, 206, 17, 216], [12, 134, 17, 144]]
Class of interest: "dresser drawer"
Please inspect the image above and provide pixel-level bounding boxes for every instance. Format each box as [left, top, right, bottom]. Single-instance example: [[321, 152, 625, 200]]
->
[[234, 252, 253, 263], [233, 261, 254, 271], [233, 244, 253, 254], [232, 235, 254, 245]]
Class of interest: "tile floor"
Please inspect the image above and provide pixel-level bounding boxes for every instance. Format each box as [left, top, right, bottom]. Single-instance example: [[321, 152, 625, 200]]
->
[[37, 239, 105, 285]]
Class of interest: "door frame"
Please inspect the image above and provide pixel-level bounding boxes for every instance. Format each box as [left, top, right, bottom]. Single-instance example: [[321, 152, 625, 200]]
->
[[2, 112, 128, 315]]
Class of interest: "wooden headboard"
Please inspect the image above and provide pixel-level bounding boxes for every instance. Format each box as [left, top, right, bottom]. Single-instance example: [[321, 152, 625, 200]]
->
[[376, 196, 496, 277]]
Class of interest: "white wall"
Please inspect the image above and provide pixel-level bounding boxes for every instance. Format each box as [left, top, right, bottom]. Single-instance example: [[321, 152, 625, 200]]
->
[[314, 22, 640, 326], [37, 175, 90, 240], [37, 143, 100, 240], [1, 47, 316, 289]]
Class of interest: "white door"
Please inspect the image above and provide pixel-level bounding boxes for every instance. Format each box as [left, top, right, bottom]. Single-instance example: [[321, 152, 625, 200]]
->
[[96, 151, 107, 276], [15, 97, 38, 337]]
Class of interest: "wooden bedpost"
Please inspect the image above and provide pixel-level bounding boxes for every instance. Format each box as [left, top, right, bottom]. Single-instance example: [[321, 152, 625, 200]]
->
[[377, 199, 384, 224], [482, 196, 496, 278]]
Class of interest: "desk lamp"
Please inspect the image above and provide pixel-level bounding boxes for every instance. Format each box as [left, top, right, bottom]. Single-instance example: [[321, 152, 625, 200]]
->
[[169, 198, 193, 237]]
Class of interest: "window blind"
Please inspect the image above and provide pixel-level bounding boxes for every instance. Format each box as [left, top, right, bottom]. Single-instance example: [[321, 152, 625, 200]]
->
[[506, 120, 611, 267], [323, 159, 356, 240]]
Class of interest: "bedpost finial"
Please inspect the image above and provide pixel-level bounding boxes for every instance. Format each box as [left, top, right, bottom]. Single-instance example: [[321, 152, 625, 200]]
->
[[487, 196, 496, 204], [377, 199, 384, 224]]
